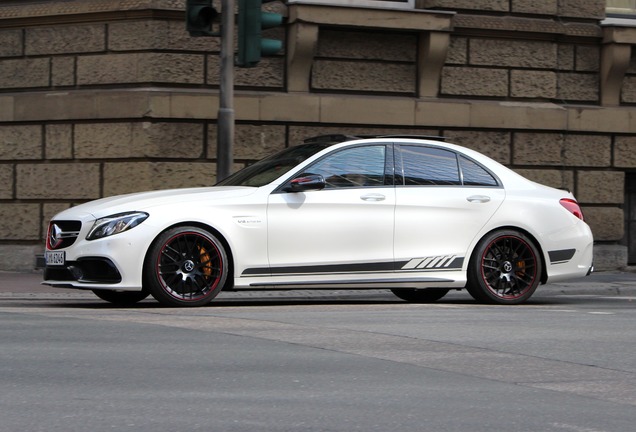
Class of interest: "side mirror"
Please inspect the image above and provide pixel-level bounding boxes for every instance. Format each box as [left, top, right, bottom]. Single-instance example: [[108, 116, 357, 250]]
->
[[284, 174, 326, 192]]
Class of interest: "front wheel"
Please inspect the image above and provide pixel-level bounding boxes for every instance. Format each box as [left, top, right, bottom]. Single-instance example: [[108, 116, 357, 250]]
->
[[144, 226, 228, 307], [466, 230, 542, 305], [391, 288, 450, 303]]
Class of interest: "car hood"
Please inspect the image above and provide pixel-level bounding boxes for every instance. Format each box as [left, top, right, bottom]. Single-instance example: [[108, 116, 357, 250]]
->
[[55, 186, 257, 219]]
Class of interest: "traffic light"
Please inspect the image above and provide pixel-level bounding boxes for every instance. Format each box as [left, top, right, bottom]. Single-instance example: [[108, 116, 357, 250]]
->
[[237, 0, 284, 68], [186, 0, 219, 37]]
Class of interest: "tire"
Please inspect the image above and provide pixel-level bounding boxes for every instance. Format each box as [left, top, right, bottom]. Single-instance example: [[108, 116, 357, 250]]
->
[[144, 226, 228, 307], [92, 289, 150, 306], [391, 288, 450, 303], [466, 230, 542, 305]]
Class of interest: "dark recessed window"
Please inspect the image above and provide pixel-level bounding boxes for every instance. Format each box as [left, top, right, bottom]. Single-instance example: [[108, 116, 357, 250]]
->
[[306, 145, 387, 188], [401, 146, 461, 186]]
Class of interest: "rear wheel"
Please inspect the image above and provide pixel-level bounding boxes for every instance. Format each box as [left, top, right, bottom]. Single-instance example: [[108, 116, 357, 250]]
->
[[91, 289, 149, 306], [144, 226, 228, 307], [391, 288, 450, 303], [466, 230, 542, 305]]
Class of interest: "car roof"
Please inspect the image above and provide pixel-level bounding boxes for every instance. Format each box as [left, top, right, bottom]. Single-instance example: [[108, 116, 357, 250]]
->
[[303, 134, 488, 165], [303, 134, 447, 145]]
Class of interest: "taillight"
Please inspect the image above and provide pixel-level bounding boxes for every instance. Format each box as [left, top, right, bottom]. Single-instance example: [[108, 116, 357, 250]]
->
[[560, 198, 584, 221]]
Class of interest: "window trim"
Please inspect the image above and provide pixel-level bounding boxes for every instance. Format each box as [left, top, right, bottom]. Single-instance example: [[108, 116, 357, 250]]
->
[[273, 142, 503, 193]]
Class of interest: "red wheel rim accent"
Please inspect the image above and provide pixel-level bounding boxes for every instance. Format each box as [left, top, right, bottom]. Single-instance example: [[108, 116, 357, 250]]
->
[[155, 232, 223, 302], [480, 235, 537, 300]]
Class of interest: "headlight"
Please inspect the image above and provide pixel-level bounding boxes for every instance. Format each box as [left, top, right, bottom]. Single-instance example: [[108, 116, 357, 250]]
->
[[87, 212, 149, 240]]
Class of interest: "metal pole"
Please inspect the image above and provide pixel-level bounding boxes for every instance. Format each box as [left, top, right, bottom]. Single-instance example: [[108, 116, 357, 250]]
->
[[217, 0, 235, 181]]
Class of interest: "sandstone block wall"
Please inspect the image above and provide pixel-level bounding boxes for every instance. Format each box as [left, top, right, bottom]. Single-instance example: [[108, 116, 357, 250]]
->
[[0, 0, 633, 271], [311, 29, 417, 94], [442, 38, 600, 102]]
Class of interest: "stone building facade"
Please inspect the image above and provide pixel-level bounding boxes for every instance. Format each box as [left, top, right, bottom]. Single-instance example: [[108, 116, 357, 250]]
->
[[0, 0, 634, 271]]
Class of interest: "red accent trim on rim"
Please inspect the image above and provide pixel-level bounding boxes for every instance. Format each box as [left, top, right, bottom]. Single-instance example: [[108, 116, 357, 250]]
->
[[155, 231, 223, 302], [480, 235, 538, 300]]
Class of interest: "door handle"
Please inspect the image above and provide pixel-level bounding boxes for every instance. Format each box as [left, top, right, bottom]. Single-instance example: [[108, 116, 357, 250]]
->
[[467, 195, 491, 203], [361, 193, 386, 202]]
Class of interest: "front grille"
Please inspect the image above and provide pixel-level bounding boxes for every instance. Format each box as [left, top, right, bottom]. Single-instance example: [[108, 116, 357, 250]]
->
[[47, 220, 82, 250]]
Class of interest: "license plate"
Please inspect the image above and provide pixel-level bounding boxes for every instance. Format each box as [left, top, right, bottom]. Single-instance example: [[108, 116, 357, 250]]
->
[[45, 251, 65, 266]]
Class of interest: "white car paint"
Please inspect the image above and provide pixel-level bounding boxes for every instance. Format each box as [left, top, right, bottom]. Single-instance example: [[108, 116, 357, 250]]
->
[[43, 137, 594, 306]]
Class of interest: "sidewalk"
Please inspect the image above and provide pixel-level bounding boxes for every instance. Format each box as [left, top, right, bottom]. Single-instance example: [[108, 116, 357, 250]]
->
[[1, 270, 636, 299], [1, 271, 61, 293]]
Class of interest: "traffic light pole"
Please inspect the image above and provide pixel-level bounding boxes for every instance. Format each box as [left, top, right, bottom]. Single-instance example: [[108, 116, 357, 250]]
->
[[217, 0, 235, 181], [187, 0, 283, 180]]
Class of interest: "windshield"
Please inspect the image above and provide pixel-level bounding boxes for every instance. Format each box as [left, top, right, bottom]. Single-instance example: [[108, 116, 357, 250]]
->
[[216, 142, 332, 187]]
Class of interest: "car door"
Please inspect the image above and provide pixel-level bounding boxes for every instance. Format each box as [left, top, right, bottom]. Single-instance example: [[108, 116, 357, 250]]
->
[[266, 144, 395, 279], [393, 144, 505, 272]]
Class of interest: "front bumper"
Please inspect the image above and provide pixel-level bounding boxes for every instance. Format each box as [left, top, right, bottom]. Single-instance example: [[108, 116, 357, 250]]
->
[[43, 220, 155, 291], [43, 257, 122, 285]]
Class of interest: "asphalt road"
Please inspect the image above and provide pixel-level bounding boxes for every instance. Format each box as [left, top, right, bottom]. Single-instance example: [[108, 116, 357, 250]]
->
[[1, 272, 636, 431]]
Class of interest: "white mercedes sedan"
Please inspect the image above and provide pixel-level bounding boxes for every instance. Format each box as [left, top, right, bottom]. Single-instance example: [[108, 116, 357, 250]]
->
[[43, 135, 594, 307]]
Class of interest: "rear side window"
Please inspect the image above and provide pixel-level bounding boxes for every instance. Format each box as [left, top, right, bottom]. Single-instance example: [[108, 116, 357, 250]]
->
[[459, 156, 498, 186], [398, 145, 499, 187], [400, 146, 461, 186]]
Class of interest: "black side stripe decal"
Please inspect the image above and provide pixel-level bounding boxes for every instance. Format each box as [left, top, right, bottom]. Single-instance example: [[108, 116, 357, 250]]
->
[[243, 261, 395, 276], [400, 256, 464, 270], [242, 257, 464, 277]]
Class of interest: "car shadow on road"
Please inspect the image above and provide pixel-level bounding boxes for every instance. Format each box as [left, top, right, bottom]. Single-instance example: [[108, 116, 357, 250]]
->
[[27, 296, 565, 309], [3, 289, 599, 309]]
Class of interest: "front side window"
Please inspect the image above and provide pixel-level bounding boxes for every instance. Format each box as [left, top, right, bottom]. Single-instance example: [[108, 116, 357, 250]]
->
[[217, 143, 331, 187], [305, 145, 387, 189]]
